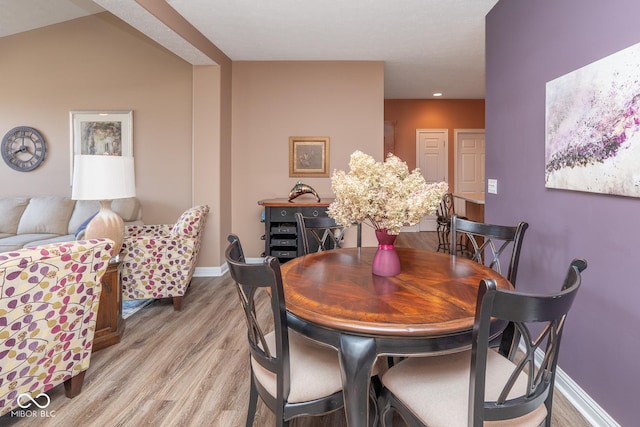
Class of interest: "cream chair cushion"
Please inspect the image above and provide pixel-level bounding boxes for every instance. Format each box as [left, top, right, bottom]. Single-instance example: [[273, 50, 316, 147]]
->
[[381, 349, 547, 427], [251, 330, 343, 404]]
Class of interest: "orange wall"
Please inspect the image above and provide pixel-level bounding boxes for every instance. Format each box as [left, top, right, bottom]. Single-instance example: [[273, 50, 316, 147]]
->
[[384, 99, 485, 185]]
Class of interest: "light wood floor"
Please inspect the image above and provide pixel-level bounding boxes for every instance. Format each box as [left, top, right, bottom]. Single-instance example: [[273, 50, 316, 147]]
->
[[0, 232, 590, 427]]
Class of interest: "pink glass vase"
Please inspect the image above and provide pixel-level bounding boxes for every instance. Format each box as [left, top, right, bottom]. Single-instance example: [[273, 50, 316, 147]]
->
[[372, 229, 401, 277]]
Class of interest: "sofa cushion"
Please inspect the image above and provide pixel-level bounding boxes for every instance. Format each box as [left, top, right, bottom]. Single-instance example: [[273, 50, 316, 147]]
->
[[22, 234, 77, 248], [0, 233, 60, 252], [113, 197, 141, 222], [68, 198, 141, 234], [75, 212, 98, 239], [68, 200, 100, 234], [17, 196, 76, 235], [0, 197, 30, 234]]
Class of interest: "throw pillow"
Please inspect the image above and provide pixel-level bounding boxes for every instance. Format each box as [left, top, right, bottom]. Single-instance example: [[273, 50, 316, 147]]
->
[[0, 197, 30, 234], [75, 212, 98, 240], [17, 196, 75, 234]]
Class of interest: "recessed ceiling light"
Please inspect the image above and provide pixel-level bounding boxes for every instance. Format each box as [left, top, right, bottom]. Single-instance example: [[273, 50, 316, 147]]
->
[[433, 92, 443, 97]]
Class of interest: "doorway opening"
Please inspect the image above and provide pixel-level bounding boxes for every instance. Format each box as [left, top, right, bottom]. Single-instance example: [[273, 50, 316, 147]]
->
[[415, 129, 448, 231], [453, 129, 485, 216]]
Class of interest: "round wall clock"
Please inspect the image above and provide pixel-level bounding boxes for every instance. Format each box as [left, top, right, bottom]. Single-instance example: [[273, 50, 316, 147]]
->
[[1, 126, 47, 172]]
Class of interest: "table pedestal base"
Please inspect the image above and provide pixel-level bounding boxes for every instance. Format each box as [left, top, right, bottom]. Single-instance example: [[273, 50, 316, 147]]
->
[[339, 334, 377, 427]]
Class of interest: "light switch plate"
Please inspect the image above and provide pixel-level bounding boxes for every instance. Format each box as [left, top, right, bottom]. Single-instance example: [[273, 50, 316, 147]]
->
[[487, 179, 498, 194]]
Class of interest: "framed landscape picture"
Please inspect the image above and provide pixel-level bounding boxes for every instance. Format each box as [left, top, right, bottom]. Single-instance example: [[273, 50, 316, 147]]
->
[[71, 110, 132, 156], [70, 110, 133, 182], [289, 136, 330, 177]]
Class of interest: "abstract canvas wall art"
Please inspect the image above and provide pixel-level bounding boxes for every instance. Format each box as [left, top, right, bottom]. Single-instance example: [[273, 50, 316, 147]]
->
[[545, 41, 640, 197]]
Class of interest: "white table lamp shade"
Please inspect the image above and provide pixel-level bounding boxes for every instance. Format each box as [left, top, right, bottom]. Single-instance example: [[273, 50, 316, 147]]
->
[[72, 155, 136, 255], [72, 155, 135, 200]]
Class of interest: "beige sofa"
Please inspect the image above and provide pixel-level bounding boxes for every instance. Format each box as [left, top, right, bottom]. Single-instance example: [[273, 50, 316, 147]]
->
[[0, 195, 142, 252]]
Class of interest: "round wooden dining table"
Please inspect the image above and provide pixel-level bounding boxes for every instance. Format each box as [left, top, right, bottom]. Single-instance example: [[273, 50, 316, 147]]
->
[[280, 246, 512, 427]]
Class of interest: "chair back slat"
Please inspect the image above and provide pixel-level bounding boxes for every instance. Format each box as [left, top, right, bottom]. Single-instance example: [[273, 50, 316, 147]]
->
[[469, 259, 586, 426], [295, 212, 361, 254], [226, 234, 351, 424], [225, 235, 290, 384], [450, 215, 529, 286], [437, 193, 456, 221], [437, 193, 469, 253]]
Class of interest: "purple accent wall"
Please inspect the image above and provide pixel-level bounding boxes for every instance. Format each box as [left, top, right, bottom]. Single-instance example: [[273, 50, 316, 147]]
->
[[486, 1, 640, 425]]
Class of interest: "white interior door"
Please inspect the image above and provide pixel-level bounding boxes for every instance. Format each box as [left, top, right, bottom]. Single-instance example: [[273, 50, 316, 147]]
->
[[454, 130, 485, 215], [415, 129, 448, 231]]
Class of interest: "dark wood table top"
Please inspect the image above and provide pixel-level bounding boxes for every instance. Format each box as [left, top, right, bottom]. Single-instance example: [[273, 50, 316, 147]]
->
[[258, 197, 334, 207], [280, 247, 512, 337]]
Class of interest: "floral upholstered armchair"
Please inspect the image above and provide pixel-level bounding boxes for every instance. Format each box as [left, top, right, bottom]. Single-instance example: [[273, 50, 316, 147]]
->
[[0, 239, 113, 416], [120, 205, 210, 311]]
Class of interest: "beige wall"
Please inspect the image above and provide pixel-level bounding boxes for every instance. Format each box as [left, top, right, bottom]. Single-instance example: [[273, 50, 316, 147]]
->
[[1, 14, 385, 268], [231, 61, 385, 257], [193, 66, 221, 269], [0, 14, 194, 240], [192, 64, 233, 270], [134, 0, 233, 270]]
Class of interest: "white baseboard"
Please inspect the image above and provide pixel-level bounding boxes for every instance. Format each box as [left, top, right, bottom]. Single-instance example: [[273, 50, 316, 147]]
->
[[532, 347, 619, 426], [193, 257, 263, 277], [193, 264, 227, 277]]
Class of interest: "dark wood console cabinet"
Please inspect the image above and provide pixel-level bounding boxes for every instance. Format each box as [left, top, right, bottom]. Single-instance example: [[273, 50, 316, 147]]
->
[[258, 198, 333, 263]]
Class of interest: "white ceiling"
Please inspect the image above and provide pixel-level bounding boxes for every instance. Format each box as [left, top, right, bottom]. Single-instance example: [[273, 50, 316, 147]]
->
[[1, 0, 499, 99], [0, 0, 102, 36]]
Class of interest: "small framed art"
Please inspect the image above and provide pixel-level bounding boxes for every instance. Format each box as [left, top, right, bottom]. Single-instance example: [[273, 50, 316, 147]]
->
[[289, 136, 330, 177], [70, 110, 132, 182], [70, 110, 132, 156]]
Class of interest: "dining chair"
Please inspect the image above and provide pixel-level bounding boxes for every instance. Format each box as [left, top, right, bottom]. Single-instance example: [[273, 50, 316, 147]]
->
[[450, 215, 529, 285], [378, 258, 587, 427], [226, 234, 378, 426], [295, 212, 362, 254], [450, 215, 529, 359], [435, 193, 467, 253]]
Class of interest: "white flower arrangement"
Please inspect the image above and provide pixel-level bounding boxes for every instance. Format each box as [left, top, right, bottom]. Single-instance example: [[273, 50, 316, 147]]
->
[[328, 151, 448, 235]]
